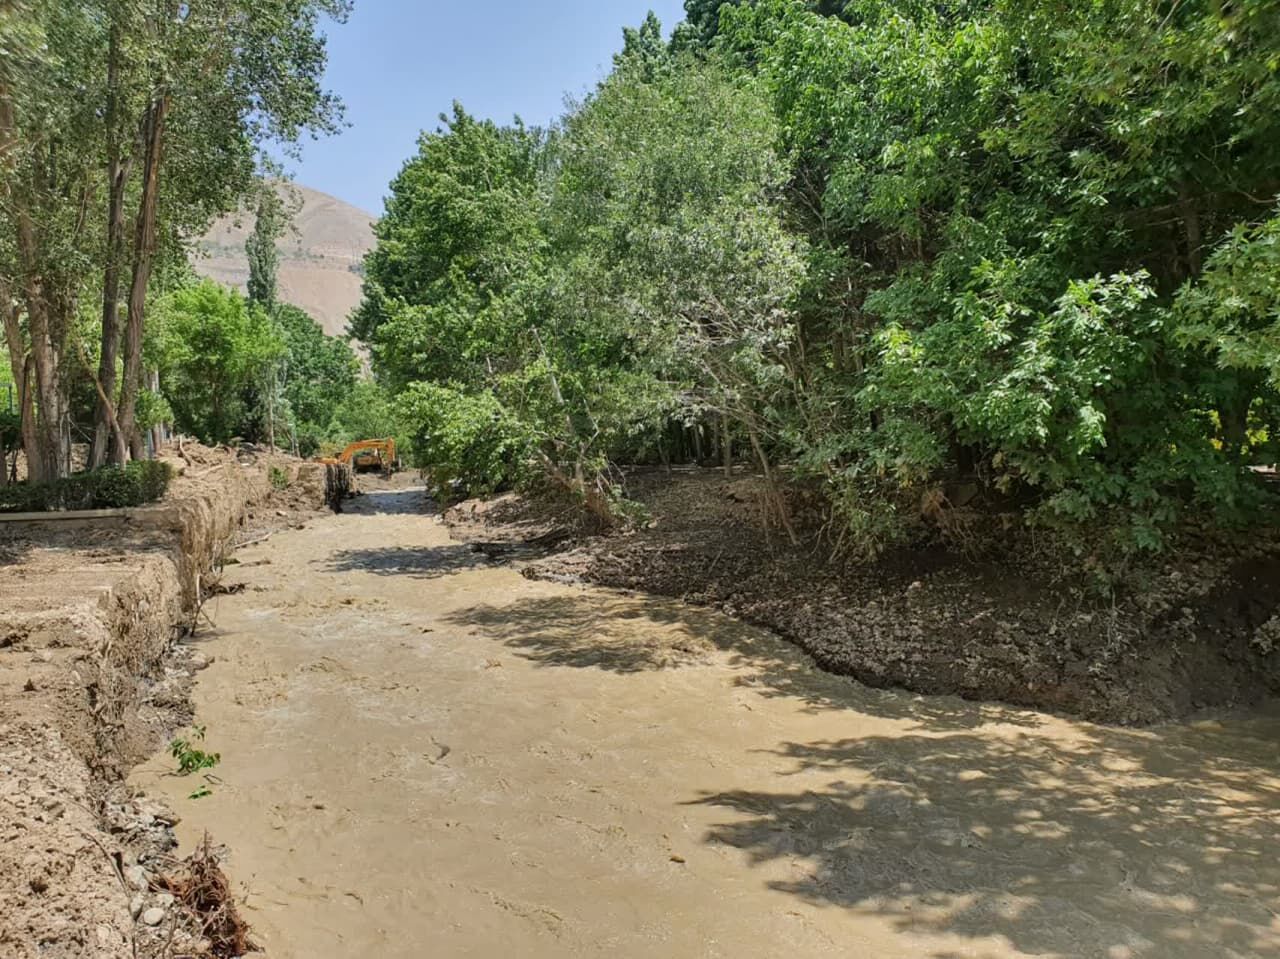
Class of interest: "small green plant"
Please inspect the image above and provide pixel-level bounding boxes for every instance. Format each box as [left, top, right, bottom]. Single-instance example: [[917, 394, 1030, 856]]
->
[[269, 464, 289, 491], [188, 784, 213, 800], [170, 725, 221, 776]]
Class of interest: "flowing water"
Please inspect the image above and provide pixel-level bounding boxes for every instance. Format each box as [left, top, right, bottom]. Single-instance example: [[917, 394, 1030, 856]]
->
[[133, 486, 1280, 958]]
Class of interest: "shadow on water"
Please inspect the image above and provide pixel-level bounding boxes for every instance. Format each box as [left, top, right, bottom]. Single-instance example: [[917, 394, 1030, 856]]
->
[[686, 720, 1280, 958], [322, 544, 488, 579], [344, 486, 433, 517], [442, 591, 1280, 957], [443, 593, 1041, 727]]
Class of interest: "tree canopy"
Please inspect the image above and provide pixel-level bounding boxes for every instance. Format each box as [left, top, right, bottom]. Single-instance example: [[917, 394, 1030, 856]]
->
[[357, 1, 1280, 560], [1, 0, 348, 479]]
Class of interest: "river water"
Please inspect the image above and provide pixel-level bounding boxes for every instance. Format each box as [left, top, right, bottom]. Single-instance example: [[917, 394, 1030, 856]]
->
[[133, 487, 1280, 958]]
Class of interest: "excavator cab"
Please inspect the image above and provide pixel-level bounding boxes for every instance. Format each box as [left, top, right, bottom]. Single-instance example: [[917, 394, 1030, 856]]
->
[[319, 439, 399, 475]]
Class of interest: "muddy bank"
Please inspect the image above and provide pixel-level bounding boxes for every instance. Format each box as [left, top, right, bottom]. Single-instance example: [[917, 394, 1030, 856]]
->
[[446, 471, 1280, 724], [0, 447, 339, 958]]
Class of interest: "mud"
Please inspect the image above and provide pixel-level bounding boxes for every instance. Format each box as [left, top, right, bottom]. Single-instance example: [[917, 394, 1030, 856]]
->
[[135, 485, 1280, 958]]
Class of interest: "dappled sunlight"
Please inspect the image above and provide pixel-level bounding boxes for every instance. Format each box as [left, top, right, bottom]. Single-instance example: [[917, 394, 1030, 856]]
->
[[689, 720, 1280, 958]]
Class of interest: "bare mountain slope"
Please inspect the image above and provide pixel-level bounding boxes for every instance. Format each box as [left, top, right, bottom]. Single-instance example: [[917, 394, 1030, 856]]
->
[[193, 183, 375, 337]]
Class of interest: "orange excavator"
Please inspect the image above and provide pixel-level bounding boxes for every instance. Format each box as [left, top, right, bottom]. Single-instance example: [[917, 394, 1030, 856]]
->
[[319, 439, 399, 475]]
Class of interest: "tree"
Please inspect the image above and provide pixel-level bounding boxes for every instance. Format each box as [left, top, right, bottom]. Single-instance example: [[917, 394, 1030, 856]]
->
[[246, 186, 287, 309], [1, 0, 350, 480], [706, 0, 1280, 554], [356, 51, 802, 521], [275, 303, 359, 454], [113, 0, 351, 462], [153, 281, 285, 445], [1, 0, 108, 481], [359, 0, 1280, 558]]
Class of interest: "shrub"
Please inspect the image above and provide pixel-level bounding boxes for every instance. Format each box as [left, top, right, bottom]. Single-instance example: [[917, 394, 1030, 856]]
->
[[0, 460, 174, 513], [396, 382, 533, 498]]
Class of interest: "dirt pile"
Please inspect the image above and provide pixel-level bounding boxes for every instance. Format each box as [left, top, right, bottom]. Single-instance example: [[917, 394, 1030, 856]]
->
[[446, 470, 1280, 724], [0, 443, 335, 958]]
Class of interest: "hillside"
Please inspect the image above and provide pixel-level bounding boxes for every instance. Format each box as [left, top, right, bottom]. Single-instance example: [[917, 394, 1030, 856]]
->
[[192, 183, 375, 337]]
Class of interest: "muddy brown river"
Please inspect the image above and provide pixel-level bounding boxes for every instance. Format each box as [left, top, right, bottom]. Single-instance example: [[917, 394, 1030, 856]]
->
[[133, 486, 1280, 958]]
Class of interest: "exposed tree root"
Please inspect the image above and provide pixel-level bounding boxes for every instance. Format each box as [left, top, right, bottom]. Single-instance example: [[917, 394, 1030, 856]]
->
[[157, 833, 256, 957]]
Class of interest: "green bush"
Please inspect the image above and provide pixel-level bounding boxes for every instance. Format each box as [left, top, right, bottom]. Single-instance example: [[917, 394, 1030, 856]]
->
[[396, 382, 532, 497], [0, 460, 174, 513]]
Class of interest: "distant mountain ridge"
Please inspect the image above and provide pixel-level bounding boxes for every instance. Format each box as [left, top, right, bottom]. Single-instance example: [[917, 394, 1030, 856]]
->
[[193, 183, 375, 338]]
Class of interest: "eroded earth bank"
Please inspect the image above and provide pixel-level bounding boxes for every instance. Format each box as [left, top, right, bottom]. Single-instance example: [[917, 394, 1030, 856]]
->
[[133, 484, 1280, 959], [0, 446, 344, 958]]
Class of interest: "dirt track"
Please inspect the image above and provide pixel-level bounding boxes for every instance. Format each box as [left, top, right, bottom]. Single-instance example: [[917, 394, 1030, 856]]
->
[[132, 485, 1280, 958]]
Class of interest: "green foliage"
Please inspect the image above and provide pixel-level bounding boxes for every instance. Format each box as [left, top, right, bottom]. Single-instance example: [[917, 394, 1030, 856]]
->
[[1178, 208, 1280, 385], [153, 281, 286, 444], [275, 304, 359, 454], [0, 461, 173, 513], [1, 0, 349, 480], [170, 725, 221, 777], [269, 465, 290, 491], [397, 383, 532, 496], [359, 52, 800, 518], [357, 1, 1280, 558], [326, 381, 408, 454], [0, 409, 19, 455], [708, 0, 1280, 555], [246, 187, 285, 309], [351, 103, 546, 389], [134, 389, 173, 433]]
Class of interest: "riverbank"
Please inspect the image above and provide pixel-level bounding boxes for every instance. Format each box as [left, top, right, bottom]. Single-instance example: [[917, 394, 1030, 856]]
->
[[445, 469, 1280, 724], [0, 445, 339, 958]]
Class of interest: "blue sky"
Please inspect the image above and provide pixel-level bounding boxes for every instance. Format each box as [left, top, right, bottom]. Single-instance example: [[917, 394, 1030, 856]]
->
[[280, 1, 690, 215]]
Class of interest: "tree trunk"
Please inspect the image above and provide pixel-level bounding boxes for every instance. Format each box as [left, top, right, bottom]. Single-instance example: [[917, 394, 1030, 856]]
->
[[721, 414, 732, 477], [117, 94, 169, 461], [1, 288, 39, 483], [24, 294, 67, 481], [92, 22, 130, 468], [149, 370, 163, 454], [17, 356, 39, 483], [747, 423, 798, 547], [266, 369, 276, 451], [0, 78, 65, 483]]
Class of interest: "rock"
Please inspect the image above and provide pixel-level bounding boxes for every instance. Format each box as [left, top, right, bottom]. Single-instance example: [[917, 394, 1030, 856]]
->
[[141, 907, 166, 926], [130, 894, 144, 919], [125, 864, 148, 890], [157, 892, 175, 908]]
